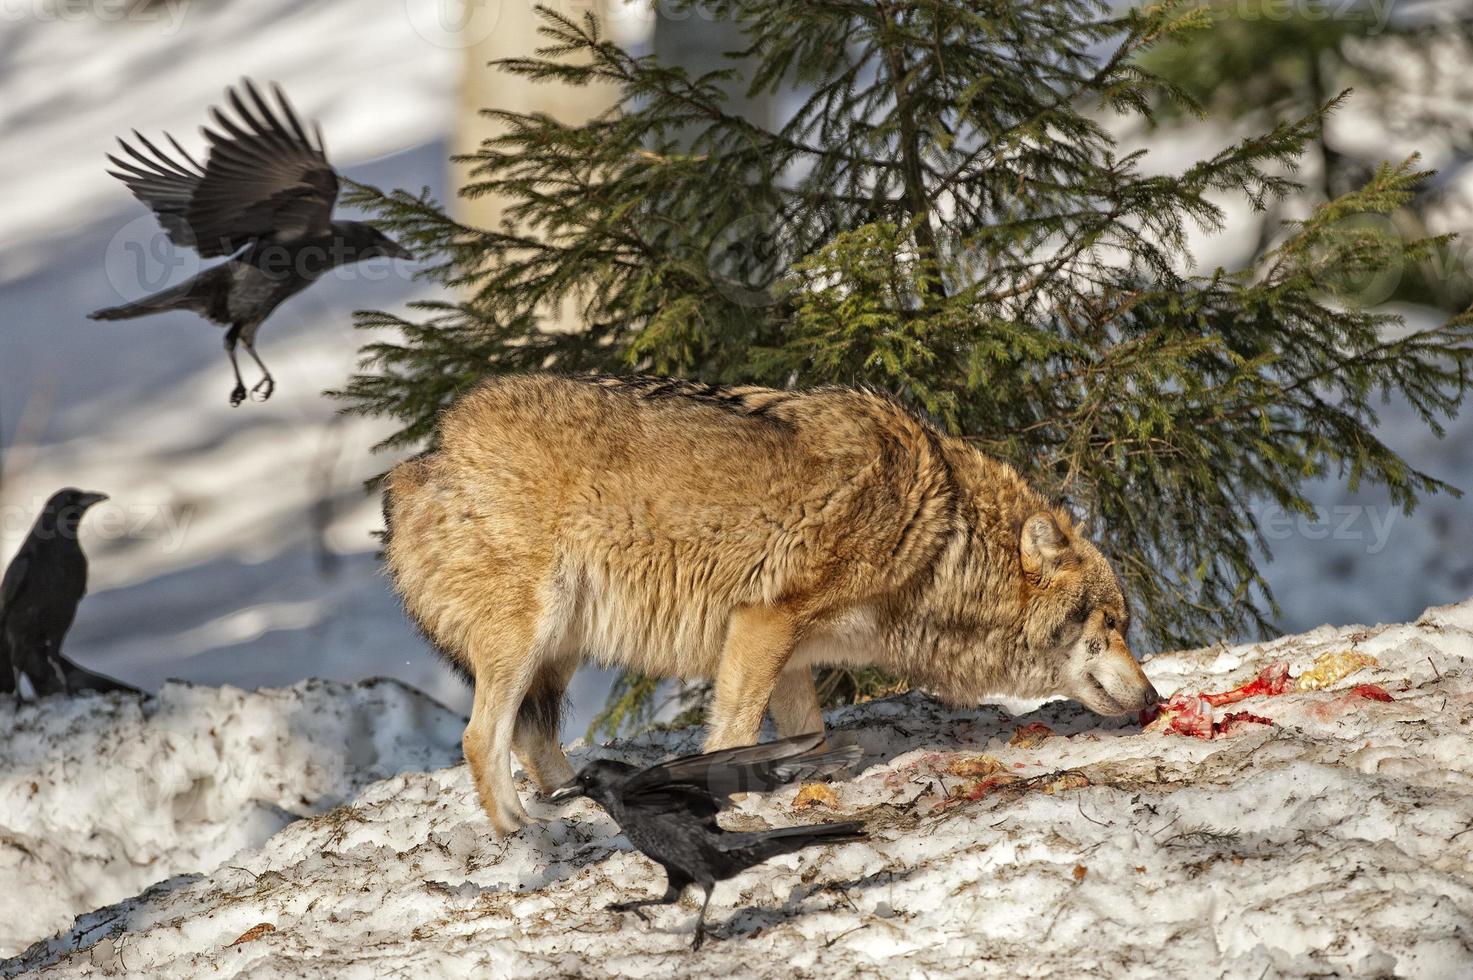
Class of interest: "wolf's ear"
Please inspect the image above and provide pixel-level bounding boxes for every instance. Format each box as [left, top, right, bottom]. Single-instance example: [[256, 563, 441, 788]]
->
[[1020, 512, 1070, 578]]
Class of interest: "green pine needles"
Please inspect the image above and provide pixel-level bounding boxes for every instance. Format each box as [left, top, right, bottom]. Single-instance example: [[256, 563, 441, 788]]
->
[[336, 0, 1472, 733]]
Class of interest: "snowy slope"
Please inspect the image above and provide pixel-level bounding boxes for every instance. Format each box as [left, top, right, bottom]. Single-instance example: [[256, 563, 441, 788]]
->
[[0, 678, 465, 960], [5, 599, 1473, 977]]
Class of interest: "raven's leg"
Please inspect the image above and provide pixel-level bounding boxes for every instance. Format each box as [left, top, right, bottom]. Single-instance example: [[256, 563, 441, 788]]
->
[[25, 640, 68, 697], [515, 656, 578, 794], [242, 337, 275, 402], [224, 324, 247, 407], [607, 872, 688, 923], [0, 634, 16, 695], [690, 884, 715, 951], [705, 604, 799, 751]]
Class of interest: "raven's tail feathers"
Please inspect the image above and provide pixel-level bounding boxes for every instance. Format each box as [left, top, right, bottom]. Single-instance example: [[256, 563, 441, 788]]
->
[[721, 820, 868, 866], [89, 280, 199, 321], [42, 652, 143, 698], [781, 742, 863, 784]]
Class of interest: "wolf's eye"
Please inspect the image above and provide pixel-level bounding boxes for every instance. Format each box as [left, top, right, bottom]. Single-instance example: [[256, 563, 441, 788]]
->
[[1104, 615, 1118, 632]]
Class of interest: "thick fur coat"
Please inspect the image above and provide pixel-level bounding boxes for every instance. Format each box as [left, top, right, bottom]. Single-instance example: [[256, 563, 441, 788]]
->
[[384, 375, 1158, 834]]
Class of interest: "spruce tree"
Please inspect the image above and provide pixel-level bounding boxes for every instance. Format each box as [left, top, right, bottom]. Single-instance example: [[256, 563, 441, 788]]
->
[[1138, 0, 1473, 306], [336, 0, 1473, 734]]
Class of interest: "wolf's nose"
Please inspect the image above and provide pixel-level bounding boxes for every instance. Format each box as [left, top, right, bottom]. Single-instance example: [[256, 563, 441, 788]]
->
[[1141, 682, 1162, 707]]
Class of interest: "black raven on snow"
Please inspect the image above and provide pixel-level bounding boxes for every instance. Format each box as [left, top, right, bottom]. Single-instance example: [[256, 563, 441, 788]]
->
[[549, 733, 867, 950], [0, 489, 139, 698], [89, 79, 412, 406]]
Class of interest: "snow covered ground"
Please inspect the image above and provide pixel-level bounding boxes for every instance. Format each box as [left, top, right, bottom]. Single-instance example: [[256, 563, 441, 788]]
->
[[0, 678, 465, 959], [4, 598, 1472, 976]]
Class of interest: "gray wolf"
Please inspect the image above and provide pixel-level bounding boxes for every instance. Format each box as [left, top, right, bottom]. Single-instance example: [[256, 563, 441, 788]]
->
[[383, 374, 1158, 835]]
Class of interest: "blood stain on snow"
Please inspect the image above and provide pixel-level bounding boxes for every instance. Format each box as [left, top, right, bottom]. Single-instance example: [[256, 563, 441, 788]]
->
[[1010, 723, 1055, 748]]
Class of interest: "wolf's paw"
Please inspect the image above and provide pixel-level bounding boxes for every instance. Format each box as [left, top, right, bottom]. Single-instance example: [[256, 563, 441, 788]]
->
[[488, 800, 538, 838]]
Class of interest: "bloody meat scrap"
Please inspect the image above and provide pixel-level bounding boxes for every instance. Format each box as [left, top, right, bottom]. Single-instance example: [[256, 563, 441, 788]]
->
[[1142, 663, 1291, 739], [1142, 660, 1396, 740], [1199, 662, 1291, 706]]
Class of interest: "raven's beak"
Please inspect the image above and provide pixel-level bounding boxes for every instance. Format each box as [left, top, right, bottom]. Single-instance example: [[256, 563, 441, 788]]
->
[[384, 239, 414, 261], [547, 781, 583, 804], [78, 492, 110, 509]]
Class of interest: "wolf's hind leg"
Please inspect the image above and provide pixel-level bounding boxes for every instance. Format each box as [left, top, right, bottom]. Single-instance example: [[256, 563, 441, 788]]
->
[[767, 663, 824, 739], [462, 619, 544, 837], [513, 656, 578, 793], [704, 604, 798, 751]]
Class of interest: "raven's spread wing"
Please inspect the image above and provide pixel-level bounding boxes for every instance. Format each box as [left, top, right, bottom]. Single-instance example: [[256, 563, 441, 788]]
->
[[105, 130, 206, 251], [623, 733, 860, 808], [190, 81, 338, 255], [107, 80, 338, 258]]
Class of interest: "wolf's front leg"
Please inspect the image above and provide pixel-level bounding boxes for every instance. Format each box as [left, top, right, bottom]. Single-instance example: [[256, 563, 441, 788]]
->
[[704, 604, 799, 751]]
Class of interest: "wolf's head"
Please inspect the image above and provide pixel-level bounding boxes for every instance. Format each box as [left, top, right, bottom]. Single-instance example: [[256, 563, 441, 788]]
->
[[1013, 511, 1160, 716]]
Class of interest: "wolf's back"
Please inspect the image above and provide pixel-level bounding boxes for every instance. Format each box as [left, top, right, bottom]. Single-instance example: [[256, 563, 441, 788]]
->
[[381, 373, 960, 680]]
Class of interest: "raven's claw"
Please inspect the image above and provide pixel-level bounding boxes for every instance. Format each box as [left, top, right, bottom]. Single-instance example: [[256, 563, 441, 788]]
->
[[251, 376, 275, 402], [606, 901, 650, 923], [230, 384, 247, 407]]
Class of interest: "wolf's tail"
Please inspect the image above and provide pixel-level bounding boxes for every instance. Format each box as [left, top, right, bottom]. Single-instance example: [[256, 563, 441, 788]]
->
[[721, 820, 868, 867], [88, 280, 198, 321], [381, 453, 435, 549]]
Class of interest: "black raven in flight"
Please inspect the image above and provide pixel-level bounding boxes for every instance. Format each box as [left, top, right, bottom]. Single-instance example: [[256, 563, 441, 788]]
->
[[90, 80, 412, 406], [550, 733, 867, 950], [1, 489, 139, 698]]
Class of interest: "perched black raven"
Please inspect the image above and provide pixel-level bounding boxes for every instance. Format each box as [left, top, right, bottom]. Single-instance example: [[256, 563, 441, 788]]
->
[[0, 489, 139, 698], [549, 733, 867, 950], [89, 79, 412, 406]]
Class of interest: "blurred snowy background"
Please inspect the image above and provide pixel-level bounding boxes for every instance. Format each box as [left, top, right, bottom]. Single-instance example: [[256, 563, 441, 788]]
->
[[0, 0, 1469, 740]]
